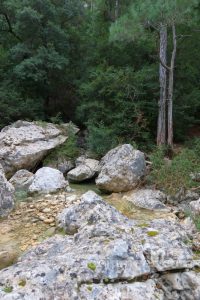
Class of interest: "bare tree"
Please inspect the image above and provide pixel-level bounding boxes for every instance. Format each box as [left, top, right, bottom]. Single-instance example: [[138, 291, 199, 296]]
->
[[157, 24, 167, 146], [167, 24, 177, 147]]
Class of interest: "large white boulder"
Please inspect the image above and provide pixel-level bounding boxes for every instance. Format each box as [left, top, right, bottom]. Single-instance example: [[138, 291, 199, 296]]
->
[[67, 157, 100, 182], [0, 167, 15, 217], [96, 144, 146, 192], [28, 167, 68, 194], [0, 120, 68, 178]]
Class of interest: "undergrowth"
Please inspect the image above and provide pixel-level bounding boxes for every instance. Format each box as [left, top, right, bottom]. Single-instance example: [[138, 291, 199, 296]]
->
[[44, 131, 79, 165], [148, 138, 200, 196]]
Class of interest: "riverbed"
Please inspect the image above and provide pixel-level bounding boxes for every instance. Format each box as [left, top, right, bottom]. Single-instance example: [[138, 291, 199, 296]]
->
[[0, 183, 175, 270]]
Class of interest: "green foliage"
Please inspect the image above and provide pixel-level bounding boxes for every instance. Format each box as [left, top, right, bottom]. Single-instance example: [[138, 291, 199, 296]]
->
[[0, 0, 84, 125], [184, 209, 200, 232], [49, 112, 63, 125], [0, 0, 199, 151], [110, 0, 198, 42], [77, 64, 157, 156], [18, 279, 26, 287], [147, 231, 159, 237], [103, 278, 110, 284], [87, 285, 93, 292], [15, 190, 28, 202], [194, 217, 200, 232], [3, 286, 13, 293], [186, 138, 200, 156], [0, 82, 44, 129], [44, 133, 79, 165], [86, 123, 118, 157], [87, 262, 96, 271], [149, 140, 200, 195]]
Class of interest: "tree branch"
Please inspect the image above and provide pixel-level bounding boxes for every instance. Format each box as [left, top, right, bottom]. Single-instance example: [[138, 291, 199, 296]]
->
[[1, 12, 22, 41], [159, 56, 171, 71]]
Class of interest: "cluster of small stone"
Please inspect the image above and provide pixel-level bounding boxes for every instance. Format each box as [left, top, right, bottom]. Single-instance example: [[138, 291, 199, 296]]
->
[[0, 192, 79, 268]]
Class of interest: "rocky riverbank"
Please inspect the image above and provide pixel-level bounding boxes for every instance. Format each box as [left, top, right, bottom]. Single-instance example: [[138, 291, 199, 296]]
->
[[0, 191, 200, 299], [0, 120, 200, 299]]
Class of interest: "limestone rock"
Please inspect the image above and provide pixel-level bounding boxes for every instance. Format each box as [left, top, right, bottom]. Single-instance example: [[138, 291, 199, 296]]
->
[[0, 191, 198, 299], [96, 144, 146, 192], [57, 190, 132, 234], [9, 169, 34, 192], [160, 271, 200, 299], [55, 159, 74, 174], [124, 189, 169, 211], [189, 198, 200, 215], [0, 120, 68, 178], [0, 168, 15, 217], [175, 188, 199, 203], [67, 157, 100, 182], [190, 172, 200, 182], [28, 167, 68, 194], [79, 280, 164, 300], [45, 158, 75, 174]]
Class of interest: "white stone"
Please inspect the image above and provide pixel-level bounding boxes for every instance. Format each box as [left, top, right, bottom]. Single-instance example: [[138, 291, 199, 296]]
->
[[190, 198, 200, 215], [28, 167, 68, 194], [67, 157, 100, 182], [124, 189, 169, 211], [96, 144, 146, 192], [0, 120, 68, 178], [9, 169, 34, 191], [0, 167, 15, 217]]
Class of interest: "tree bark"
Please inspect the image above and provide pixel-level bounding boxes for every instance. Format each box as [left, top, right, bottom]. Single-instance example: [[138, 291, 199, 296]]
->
[[167, 24, 177, 148], [115, 0, 119, 20], [157, 25, 167, 146]]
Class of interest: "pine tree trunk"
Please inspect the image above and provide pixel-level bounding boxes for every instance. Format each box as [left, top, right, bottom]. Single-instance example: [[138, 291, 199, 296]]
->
[[157, 25, 167, 146], [167, 24, 177, 148], [115, 0, 119, 19]]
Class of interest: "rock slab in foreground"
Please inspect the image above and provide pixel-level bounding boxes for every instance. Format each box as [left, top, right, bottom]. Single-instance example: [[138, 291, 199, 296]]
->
[[28, 167, 68, 194], [0, 167, 15, 217], [0, 120, 68, 178], [96, 144, 146, 192], [0, 191, 200, 299]]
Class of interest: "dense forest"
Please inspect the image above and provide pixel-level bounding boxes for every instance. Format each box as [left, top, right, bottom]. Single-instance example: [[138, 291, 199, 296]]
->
[[0, 0, 200, 154]]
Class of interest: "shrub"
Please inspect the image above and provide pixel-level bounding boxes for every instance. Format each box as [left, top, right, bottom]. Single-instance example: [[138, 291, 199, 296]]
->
[[86, 123, 119, 158], [77, 65, 156, 153], [149, 140, 200, 196], [44, 132, 79, 165]]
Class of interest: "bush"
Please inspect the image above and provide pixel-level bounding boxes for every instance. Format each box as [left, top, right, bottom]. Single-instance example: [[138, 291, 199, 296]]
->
[[77, 65, 157, 151], [44, 132, 79, 165], [86, 123, 119, 158], [149, 141, 200, 195]]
